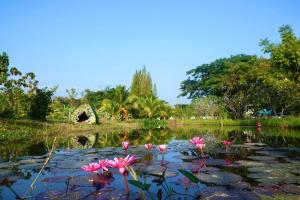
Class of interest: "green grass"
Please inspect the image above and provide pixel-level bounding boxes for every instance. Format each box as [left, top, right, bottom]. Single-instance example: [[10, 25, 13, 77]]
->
[[173, 117, 300, 128], [0, 118, 142, 142], [261, 194, 300, 200]]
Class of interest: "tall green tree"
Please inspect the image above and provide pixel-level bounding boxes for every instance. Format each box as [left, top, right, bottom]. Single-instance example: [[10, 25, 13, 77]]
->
[[130, 66, 153, 97], [66, 88, 78, 107], [180, 54, 264, 118], [0, 52, 38, 117], [28, 87, 56, 120], [260, 25, 300, 115], [260, 25, 300, 82]]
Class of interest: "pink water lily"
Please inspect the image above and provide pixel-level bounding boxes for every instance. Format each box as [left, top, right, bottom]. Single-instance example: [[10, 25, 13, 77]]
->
[[107, 155, 137, 174], [157, 144, 167, 153], [81, 163, 100, 173], [223, 140, 232, 146], [122, 141, 129, 150], [145, 143, 153, 151], [98, 159, 109, 172], [189, 136, 205, 145], [196, 143, 206, 151]]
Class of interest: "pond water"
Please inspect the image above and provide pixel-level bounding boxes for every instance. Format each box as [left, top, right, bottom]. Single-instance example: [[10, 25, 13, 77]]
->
[[0, 126, 300, 199]]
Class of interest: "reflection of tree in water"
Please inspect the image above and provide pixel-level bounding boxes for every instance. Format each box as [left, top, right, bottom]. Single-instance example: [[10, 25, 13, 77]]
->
[[68, 135, 96, 149], [128, 129, 173, 145], [0, 141, 47, 161], [92, 129, 174, 148], [227, 130, 300, 147]]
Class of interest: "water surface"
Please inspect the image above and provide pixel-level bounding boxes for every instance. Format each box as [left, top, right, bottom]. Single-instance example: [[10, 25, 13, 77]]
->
[[0, 126, 300, 199]]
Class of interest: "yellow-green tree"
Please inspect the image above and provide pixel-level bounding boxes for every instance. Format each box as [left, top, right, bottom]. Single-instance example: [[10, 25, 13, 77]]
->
[[130, 66, 153, 97]]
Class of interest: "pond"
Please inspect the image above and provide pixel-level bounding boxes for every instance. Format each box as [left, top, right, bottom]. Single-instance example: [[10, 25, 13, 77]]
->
[[0, 126, 300, 199]]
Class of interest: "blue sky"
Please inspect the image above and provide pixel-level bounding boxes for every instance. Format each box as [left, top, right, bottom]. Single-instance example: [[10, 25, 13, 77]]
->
[[0, 0, 299, 105]]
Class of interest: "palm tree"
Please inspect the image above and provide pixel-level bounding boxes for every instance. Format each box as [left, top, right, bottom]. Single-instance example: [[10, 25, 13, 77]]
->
[[137, 96, 172, 118]]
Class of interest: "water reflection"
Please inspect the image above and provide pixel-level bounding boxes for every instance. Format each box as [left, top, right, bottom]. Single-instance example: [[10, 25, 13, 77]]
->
[[1, 127, 300, 161], [0, 126, 300, 199]]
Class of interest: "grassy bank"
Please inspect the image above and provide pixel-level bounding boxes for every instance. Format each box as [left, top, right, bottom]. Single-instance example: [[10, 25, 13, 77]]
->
[[0, 118, 142, 141], [171, 117, 300, 128]]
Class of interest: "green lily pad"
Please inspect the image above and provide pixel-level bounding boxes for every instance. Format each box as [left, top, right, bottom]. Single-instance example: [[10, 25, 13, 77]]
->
[[282, 184, 300, 194], [244, 143, 266, 147], [256, 150, 288, 158], [41, 176, 71, 183], [0, 162, 18, 169], [197, 186, 260, 200], [196, 171, 242, 185], [193, 159, 227, 167], [146, 166, 178, 178], [247, 156, 277, 161], [0, 169, 12, 179], [235, 160, 267, 167], [56, 160, 88, 169]]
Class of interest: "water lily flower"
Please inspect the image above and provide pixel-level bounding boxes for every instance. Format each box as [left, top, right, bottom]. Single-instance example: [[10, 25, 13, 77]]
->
[[107, 155, 137, 174], [81, 163, 100, 173], [189, 136, 205, 145], [145, 143, 153, 151], [195, 143, 206, 152], [223, 140, 232, 146], [122, 141, 129, 150], [98, 159, 109, 172], [157, 144, 167, 153], [124, 154, 137, 166]]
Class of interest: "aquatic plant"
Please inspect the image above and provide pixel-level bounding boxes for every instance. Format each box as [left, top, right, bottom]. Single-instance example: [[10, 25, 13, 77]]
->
[[107, 155, 137, 174], [157, 144, 167, 153], [122, 141, 129, 151], [145, 143, 153, 151], [223, 140, 232, 146], [81, 163, 100, 173], [195, 143, 206, 152], [189, 136, 204, 145], [98, 159, 109, 172]]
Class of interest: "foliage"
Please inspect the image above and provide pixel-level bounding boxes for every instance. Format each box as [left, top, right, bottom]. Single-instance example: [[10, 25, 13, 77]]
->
[[0, 52, 40, 118], [259, 25, 300, 115], [130, 66, 153, 97], [28, 88, 56, 120], [172, 104, 193, 119], [180, 54, 265, 118], [180, 25, 300, 118], [178, 169, 201, 183], [143, 118, 167, 129], [175, 117, 300, 128], [191, 96, 224, 118]]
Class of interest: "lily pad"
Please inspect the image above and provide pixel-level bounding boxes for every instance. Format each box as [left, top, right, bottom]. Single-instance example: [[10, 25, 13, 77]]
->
[[0, 169, 12, 179], [197, 186, 260, 200], [146, 166, 178, 178], [235, 160, 267, 167], [174, 155, 198, 161], [247, 156, 277, 162], [56, 160, 88, 169], [0, 162, 18, 169], [199, 159, 227, 167], [41, 176, 71, 183], [282, 184, 300, 194], [244, 143, 266, 147], [196, 171, 242, 185], [68, 174, 114, 188], [256, 150, 288, 158]]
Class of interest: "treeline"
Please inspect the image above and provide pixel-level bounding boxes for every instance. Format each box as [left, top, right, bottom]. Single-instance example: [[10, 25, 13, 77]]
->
[[0, 52, 55, 120], [180, 25, 300, 119], [48, 67, 172, 122], [1, 25, 299, 122]]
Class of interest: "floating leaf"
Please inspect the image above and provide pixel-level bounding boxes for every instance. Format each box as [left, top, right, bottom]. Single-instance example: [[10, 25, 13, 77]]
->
[[178, 169, 200, 183], [128, 180, 150, 191], [196, 172, 242, 185]]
